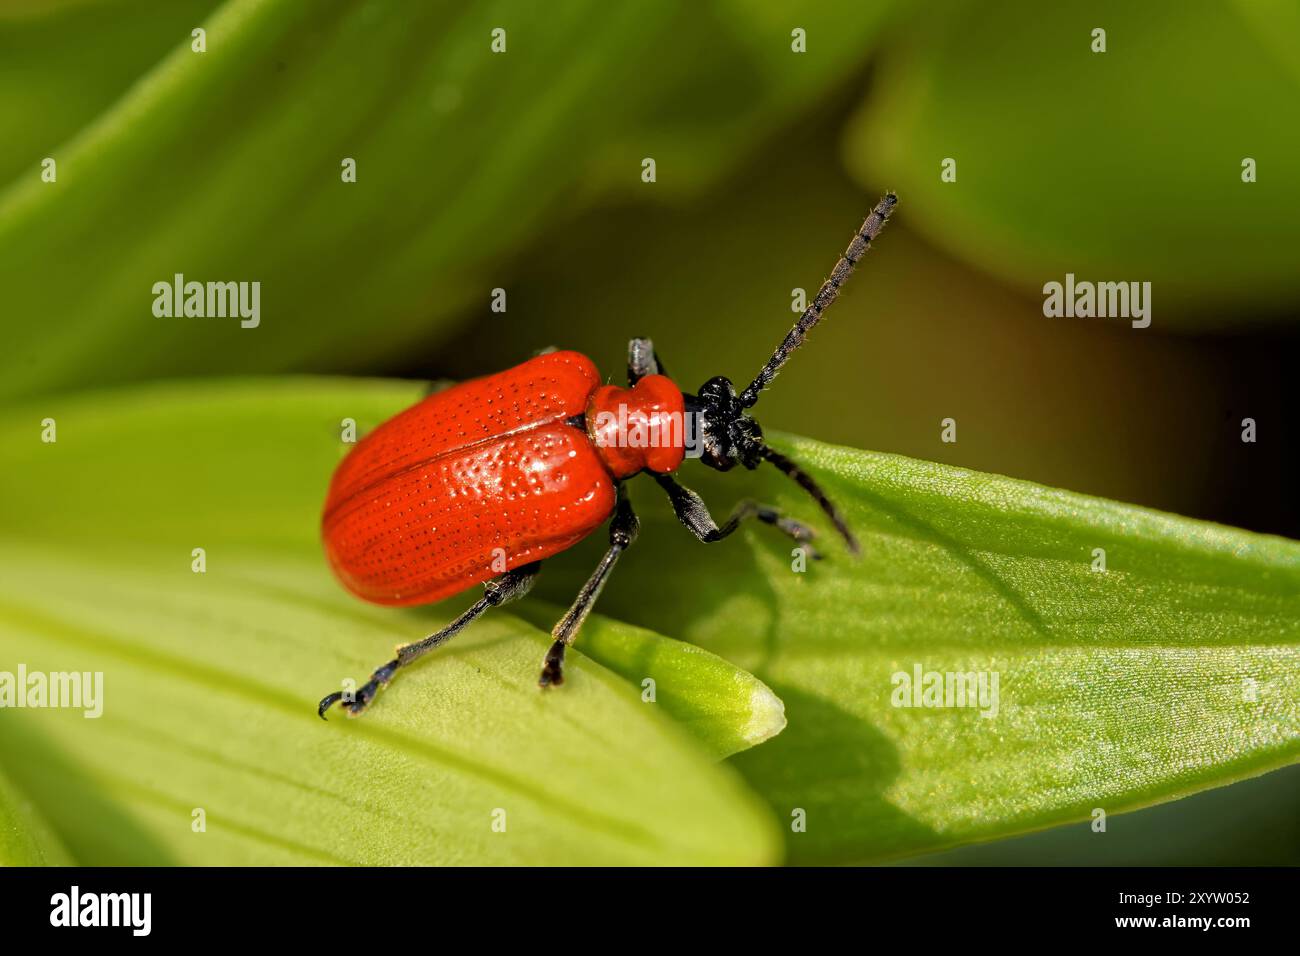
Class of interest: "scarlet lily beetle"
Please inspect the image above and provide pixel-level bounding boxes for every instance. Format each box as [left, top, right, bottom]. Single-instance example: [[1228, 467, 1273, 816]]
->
[[318, 193, 897, 718]]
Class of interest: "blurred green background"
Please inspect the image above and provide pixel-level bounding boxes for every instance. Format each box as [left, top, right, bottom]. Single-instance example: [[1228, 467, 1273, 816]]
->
[[1, 0, 1295, 863]]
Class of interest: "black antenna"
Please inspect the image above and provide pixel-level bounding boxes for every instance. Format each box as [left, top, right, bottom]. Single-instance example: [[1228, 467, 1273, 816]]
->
[[761, 446, 859, 555], [738, 193, 896, 409]]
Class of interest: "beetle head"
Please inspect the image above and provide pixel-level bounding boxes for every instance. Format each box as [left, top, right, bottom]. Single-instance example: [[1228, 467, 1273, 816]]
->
[[688, 376, 765, 472]]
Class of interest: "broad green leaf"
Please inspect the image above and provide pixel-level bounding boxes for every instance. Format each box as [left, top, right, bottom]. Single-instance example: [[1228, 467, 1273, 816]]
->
[[0, 547, 778, 865], [572, 437, 1300, 863], [0, 379, 784, 865], [843, 0, 1300, 323], [9, 378, 1294, 865], [0, 762, 72, 866], [514, 602, 786, 760], [0, 0, 892, 401]]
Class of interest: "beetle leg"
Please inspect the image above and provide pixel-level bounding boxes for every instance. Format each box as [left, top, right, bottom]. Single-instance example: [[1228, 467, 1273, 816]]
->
[[539, 490, 639, 688], [627, 338, 668, 385], [318, 562, 541, 719], [653, 473, 822, 560]]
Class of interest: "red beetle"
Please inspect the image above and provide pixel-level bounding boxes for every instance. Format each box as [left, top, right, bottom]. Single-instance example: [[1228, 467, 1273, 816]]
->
[[318, 194, 896, 718]]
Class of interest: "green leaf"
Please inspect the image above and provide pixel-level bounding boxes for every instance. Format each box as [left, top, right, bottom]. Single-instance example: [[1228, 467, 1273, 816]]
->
[[843, 0, 1300, 323], [0, 762, 72, 866], [10, 378, 1294, 865], [0, 0, 892, 401], [0, 551, 779, 865], [575, 436, 1300, 863], [0, 379, 782, 864], [513, 602, 786, 760]]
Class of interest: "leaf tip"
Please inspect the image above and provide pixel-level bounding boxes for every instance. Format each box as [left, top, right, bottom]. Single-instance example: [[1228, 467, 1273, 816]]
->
[[741, 682, 787, 746]]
